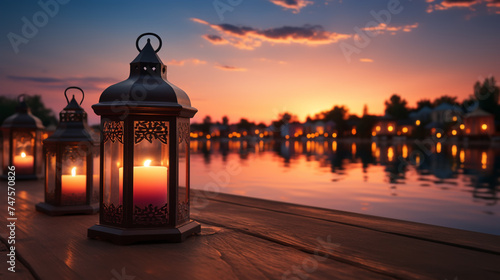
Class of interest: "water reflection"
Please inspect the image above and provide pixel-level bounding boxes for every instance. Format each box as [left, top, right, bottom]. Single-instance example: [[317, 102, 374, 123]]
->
[[190, 139, 500, 234]]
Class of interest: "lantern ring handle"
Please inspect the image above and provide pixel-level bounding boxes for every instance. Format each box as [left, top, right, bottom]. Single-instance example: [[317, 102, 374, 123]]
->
[[136, 33, 162, 53], [17, 94, 27, 103], [64, 87, 84, 105]]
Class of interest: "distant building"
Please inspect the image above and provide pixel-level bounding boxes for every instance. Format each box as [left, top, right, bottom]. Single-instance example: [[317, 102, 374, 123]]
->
[[372, 114, 397, 137], [463, 108, 495, 137]]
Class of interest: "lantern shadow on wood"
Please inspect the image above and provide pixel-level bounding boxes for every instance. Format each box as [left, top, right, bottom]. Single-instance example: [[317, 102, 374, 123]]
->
[[1, 94, 45, 180], [88, 33, 200, 244], [36, 87, 99, 215]]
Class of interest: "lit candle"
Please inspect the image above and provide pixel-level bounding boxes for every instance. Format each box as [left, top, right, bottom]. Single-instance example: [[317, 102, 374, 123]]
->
[[61, 167, 87, 202], [13, 152, 34, 174], [119, 160, 168, 207]]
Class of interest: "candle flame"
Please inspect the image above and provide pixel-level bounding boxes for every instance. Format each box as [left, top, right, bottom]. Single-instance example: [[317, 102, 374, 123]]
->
[[71, 167, 76, 177], [144, 160, 151, 167], [21, 152, 26, 158]]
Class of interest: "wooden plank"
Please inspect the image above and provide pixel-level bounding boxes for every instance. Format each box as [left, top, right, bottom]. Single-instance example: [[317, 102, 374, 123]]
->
[[1, 180, 499, 279]]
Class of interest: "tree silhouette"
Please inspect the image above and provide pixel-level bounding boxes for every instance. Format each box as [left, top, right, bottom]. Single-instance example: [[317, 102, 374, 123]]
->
[[433, 95, 458, 107], [0, 94, 57, 127], [415, 99, 433, 110], [474, 77, 499, 119], [384, 94, 409, 120]]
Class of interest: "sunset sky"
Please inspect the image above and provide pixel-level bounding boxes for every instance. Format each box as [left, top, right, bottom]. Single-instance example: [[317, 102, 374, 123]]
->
[[1, 0, 499, 125]]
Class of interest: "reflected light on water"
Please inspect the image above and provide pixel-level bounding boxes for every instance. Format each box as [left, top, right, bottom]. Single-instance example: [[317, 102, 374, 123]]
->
[[190, 140, 500, 235], [387, 147, 394, 162], [482, 152, 487, 169], [436, 142, 442, 153]]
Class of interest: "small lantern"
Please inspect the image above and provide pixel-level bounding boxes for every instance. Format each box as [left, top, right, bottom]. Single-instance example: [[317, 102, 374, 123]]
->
[[88, 33, 200, 244], [1, 94, 44, 180], [36, 87, 99, 215]]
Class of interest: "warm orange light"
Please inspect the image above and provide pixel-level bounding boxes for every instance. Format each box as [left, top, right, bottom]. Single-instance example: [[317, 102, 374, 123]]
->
[[351, 128, 356, 135], [71, 167, 76, 177], [388, 125, 394, 132], [323, 133, 328, 137], [415, 120, 420, 126], [402, 127, 408, 133], [388, 147, 394, 161], [481, 124, 487, 130], [376, 126, 381, 132], [332, 133, 337, 138], [481, 152, 487, 169], [452, 116, 457, 122], [460, 150, 465, 163], [402, 144, 408, 158], [285, 135, 290, 140], [206, 135, 211, 139], [255, 129, 259, 134], [436, 132, 442, 139], [452, 130, 457, 136], [452, 145, 457, 157], [21, 152, 26, 158], [144, 159, 152, 167], [372, 132, 376, 136], [436, 142, 441, 153], [259, 133, 264, 138], [332, 141, 337, 152]]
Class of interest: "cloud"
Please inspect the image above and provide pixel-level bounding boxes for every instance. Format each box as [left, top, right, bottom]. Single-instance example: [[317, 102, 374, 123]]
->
[[168, 58, 207, 66], [426, 0, 500, 13], [7, 75, 119, 91], [359, 58, 374, 63], [361, 22, 419, 36], [191, 18, 352, 50], [268, 0, 314, 13], [257, 58, 287, 64], [215, 65, 247, 72]]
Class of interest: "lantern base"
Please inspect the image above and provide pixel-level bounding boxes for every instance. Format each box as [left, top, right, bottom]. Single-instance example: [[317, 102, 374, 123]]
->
[[87, 220, 201, 245], [35, 202, 99, 216]]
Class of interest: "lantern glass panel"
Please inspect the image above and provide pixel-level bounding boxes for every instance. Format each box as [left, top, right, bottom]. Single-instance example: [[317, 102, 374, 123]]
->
[[92, 150, 100, 204], [13, 131, 35, 174], [45, 151, 56, 204], [35, 131, 43, 176], [61, 147, 87, 205], [132, 121, 169, 211], [2, 132, 9, 172], [102, 120, 124, 222]]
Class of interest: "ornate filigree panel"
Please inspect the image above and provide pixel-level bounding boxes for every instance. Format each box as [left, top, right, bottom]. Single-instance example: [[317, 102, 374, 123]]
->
[[133, 203, 169, 225], [63, 146, 85, 163], [134, 121, 168, 144], [60, 112, 85, 122], [102, 203, 123, 224], [178, 120, 190, 144], [103, 121, 123, 143], [177, 201, 190, 224]]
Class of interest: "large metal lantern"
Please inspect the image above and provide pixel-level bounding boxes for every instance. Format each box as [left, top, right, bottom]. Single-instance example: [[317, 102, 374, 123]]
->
[[88, 33, 200, 244], [1, 94, 44, 180], [36, 87, 99, 215]]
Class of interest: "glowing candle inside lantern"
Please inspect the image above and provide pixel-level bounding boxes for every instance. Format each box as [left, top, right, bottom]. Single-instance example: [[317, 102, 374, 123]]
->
[[13, 152, 34, 173], [119, 159, 168, 207], [61, 167, 87, 201]]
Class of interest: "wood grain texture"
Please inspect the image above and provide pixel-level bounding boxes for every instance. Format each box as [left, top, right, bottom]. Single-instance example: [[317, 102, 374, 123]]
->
[[0, 180, 499, 279]]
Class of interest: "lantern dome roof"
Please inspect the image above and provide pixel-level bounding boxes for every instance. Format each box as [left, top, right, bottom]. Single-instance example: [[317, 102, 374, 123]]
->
[[45, 87, 96, 143], [93, 34, 197, 118], [1, 95, 44, 129]]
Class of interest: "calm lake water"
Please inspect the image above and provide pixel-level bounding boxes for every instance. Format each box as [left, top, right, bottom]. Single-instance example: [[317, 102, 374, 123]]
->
[[190, 139, 500, 235]]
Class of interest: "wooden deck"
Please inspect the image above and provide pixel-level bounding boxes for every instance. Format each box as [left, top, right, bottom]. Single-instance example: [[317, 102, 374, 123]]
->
[[1, 179, 500, 280]]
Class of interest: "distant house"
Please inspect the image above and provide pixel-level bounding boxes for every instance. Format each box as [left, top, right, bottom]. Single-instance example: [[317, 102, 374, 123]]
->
[[396, 119, 414, 137], [372, 114, 397, 137], [431, 103, 461, 124], [463, 108, 495, 137], [409, 106, 432, 125]]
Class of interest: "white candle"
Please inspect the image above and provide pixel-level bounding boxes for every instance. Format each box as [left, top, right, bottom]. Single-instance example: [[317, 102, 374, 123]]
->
[[13, 152, 34, 174], [119, 160, 168, 207], [61, 167, 86, 202]]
